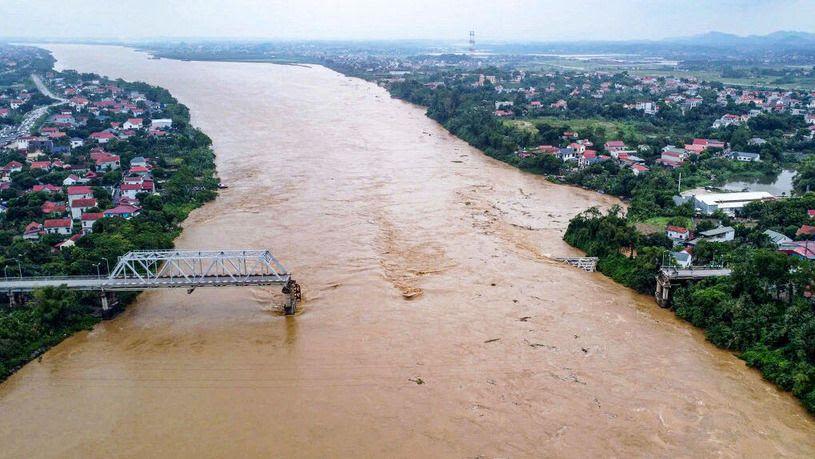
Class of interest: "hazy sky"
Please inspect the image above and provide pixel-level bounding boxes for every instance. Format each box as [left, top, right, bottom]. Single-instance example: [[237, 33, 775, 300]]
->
[[1, 0, 813, 42]]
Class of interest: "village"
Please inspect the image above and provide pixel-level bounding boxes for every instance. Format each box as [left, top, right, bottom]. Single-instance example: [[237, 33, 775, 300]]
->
[[0, 50, 179, 252], [310, 51, 815, 270]]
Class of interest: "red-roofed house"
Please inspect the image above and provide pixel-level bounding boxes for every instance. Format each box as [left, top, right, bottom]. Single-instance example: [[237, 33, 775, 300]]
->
[[63, 174, 82, 186], [69, 96, 89, 109], [30, 161, 51, 171], [94, 153, 120, 172], [41, 201, 67, 215], [666, 225, 690, 241], [23, 222, 43, 240], [31, 184, 61, 194], [67, 185, 93, 206], [3, 161, 23, 173], [128, 165, 150, 175], [70, 198, 98, 220], [578, 150, 599, 168], [80, 212, 104, 233], [631, 164, 650, 176], [44, 218, 72, 235], [117, 196, 140, 207], [104, 205, 141, 219], [55, 233, 83, 250], [796, 225, 815, 238], [121, 180, 155, 200], [684, 143, 707, 154], [604, 141, 627, 152], [90, 131, 116, 144], [538, 145, 560, 155], [123, 118, 144, 130], [778, 241, 815, 260]]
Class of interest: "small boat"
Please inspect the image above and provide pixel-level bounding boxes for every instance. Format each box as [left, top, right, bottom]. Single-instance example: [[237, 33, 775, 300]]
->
[[218, 183, 229, 189]]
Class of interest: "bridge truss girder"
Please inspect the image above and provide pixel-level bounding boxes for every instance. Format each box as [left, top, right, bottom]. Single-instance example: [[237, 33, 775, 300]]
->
[[110, 250, 289, 283]]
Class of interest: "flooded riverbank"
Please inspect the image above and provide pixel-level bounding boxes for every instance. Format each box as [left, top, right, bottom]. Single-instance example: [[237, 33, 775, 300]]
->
[[0, 45, 813, 457]]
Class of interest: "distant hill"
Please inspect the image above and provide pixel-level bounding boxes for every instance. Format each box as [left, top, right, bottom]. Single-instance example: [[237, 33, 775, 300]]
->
[[667, 30, 815, 48]]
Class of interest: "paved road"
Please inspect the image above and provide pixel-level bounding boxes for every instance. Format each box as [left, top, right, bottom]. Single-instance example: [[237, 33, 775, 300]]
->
[[0, 274, 291, 292], [0, 74, 67, 146], [31, 73, 68, 103]]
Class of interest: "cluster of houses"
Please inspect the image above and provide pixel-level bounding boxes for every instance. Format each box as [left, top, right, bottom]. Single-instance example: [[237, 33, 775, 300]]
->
[[514, 126, 774, 178], [0, 72, 175, 249], [0, 87, 32, 120], [15, 152, 154, 248], [481, 70, 815, 133], [663, 206, 815, 267], [516, 135, 657, 175], [0, 49, 37, 119]]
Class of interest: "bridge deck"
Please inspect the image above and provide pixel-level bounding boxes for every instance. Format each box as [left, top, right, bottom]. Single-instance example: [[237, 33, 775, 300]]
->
[[659, 268, 732, 280], [0, 274, 290, 292]]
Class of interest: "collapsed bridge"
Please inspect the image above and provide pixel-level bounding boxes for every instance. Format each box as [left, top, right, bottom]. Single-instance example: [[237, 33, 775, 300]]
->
[[0, 249, 302, 315]]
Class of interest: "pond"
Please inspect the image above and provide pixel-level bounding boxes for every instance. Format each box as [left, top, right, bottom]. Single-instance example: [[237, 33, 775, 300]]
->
[[722, 169, 796, 196]]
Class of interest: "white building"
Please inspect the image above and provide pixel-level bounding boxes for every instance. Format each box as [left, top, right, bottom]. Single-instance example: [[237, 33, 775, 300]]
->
[[680, 191, 775, 216], [731, 151, 760, 162], [150, 119, 173, 129], [696, 226, 736, 243]]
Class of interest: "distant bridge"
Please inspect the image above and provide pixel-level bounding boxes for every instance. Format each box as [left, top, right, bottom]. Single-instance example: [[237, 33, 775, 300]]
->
[[556, 257, 599, 272], [1, 250, 301, 314]]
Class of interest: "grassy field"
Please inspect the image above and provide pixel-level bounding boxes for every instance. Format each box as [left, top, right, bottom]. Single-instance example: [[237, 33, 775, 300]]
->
[[506, 117, 646, 142], [635, 216, 695, 235], [626, 69, 815, 91], [520, 56, 815, 90]]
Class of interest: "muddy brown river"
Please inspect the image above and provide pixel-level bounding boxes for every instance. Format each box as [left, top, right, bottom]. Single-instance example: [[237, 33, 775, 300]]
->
[[0, 45, 813, 457]]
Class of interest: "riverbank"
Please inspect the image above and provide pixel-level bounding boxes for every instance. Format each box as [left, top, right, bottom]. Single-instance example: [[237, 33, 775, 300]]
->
[[564, 199, 815, 415], [319, 60, 815, 417], [0, 47, 219, 382], [137, 44, 815, 420], [139, 45, 815, 418]]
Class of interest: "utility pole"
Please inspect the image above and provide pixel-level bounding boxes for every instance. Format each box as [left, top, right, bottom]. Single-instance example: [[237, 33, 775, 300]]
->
[[677, 172, 682, 193]]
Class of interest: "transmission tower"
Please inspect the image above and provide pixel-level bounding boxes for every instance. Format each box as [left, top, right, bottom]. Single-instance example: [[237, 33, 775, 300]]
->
[[469, 30, 476, 53]]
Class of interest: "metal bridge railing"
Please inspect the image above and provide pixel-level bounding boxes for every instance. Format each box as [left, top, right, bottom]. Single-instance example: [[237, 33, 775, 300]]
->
[[1, 249, 301, 314]]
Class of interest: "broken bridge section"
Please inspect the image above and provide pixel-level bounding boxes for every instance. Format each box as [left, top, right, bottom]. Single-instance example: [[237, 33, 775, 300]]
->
[[655, 266, 732, 308], [0, 249, 301, 315], [555, 257, 599, 272]]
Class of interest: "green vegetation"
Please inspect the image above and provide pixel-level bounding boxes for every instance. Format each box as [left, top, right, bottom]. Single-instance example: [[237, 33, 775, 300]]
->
[[505, 117, 647, 144], [386, 76, 803, 221], [0, 68, 218, 381], [0, 287, 98, 377], [565, 196, 815, 414]]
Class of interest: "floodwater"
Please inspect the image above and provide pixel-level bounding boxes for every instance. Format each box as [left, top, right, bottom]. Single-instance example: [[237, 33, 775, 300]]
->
[[1, 45, 813, 457], [723, 169, 796, 196]]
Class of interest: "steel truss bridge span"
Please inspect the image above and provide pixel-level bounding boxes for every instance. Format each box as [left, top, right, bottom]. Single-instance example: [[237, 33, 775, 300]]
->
[[1, 250, 302, 314]]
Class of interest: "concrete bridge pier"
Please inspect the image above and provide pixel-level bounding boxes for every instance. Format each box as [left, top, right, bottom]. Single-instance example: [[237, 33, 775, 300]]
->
[[99, 291, 119, 318], [282, 279, 301, 315], [6, 292, 25, 308], [655, 275, 673, 308]]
